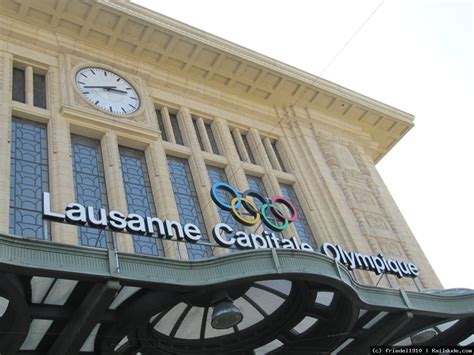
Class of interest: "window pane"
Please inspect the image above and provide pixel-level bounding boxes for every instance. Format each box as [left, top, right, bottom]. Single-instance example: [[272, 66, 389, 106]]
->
[[208, 166, 243, 253], [169, 113, 184, 145], [192, 119, 204, 150], [12, 68, 25, 103], [205, 123, 219, 155], [33, 73, 47, 109], [9, 117, 50, 239], [120, 147, 163, 256], [280, 184, 317, 248], [156, 110, 168, 141], [231, 132, 243, 161], [246, 175, 267, 210], [71, 135, 111, 249], [242, 134, 256, 164], [272, 141, 286, 172], [167, 156, 211, 260]]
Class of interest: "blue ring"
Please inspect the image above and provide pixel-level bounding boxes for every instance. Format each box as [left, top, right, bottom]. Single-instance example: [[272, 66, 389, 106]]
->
[[211, 182, 241, 210]]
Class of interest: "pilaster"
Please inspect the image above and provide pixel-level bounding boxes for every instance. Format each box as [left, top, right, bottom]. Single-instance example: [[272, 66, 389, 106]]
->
[[0, 52, 12, 233], [101, 131, 134, 253], [178, 107, 225, 256], [47, 66, 77, 245]]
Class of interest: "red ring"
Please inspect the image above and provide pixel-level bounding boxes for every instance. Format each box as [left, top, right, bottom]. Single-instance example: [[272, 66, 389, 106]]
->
[[270, 195, 298, 222]]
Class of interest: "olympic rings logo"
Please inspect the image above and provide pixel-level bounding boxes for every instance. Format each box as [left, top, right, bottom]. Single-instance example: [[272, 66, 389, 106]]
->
[[210, 182, 298, 231]]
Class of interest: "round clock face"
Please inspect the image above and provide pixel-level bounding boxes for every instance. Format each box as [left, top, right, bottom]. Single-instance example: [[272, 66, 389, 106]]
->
[[75, 67, 140, 115]]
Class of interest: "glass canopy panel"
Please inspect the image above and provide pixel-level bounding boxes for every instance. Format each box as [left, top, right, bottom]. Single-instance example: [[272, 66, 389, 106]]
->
[[315, 291, 334, 306], [292, 316, 318, 335], [0, 297, 9, 317], [254, 279, 291, 296], [108, 286, 141, 310], [245, 287, 285, 315], [30, 276, 55, 303], [233, 297, 264, 330], [154, 302, 188, 335], [459, 334, 474, 346], [254, 339, 283, 354], [436, 319, 459, 332], [174, 306, 204, 339], [362, 311, 388, 329], [43, 279, 78, 305], [20, 319, 53, 350], [332, 338, 355, 354], [79, 323, 101, 352]]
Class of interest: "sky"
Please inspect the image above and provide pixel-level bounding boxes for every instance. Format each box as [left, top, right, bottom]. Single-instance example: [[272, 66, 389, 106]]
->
[[132, 0, 473, 289]]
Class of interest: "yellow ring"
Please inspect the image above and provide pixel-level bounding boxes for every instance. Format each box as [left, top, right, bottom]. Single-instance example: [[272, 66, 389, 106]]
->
[[230, 197, 260, 226]]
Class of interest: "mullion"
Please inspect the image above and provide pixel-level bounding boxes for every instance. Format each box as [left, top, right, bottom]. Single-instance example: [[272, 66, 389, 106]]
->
[[252, 283, 288, 299], [169, 304, 192, 338], [242, 294, 268, 317]]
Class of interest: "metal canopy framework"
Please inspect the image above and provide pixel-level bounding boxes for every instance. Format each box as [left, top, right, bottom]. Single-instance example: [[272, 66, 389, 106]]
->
[[0, 235, 473, 354]]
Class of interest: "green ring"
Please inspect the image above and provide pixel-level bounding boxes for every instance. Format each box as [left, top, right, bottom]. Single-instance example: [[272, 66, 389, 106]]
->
[[261, 204, 289, 231]]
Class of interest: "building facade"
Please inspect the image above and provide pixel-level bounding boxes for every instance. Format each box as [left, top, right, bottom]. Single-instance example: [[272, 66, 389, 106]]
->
[[0, 0, 472, 353]]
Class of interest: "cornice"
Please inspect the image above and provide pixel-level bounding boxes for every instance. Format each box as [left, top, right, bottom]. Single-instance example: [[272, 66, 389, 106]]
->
[[0, 0, 415, 161], [105, 0, 413, 124]]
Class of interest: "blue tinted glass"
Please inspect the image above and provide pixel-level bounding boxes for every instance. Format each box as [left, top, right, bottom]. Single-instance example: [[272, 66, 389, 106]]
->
[[9, 117, 50, 239], [246, 175, 267, 210], [192, 119, 204, 150], [208, 166, 244, 253], [242, 134, 256, 164], [156, 110, 168, 141], [168, 157, 211, 260], [71, 135, 111, 249], [169, 113, 184, 145], [280, 184, 317, 248], [120, 147, 163, 256], [205, 123, 219, 155]]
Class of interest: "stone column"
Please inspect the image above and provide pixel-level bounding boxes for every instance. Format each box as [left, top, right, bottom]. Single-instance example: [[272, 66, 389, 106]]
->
[[178, 107, 224, 256], [160, 106, 175, 143], [47, 66, 77, 245], [231, 128, 250, 163], [101, 131, 134, 253], [0, 52, 13, 233], [144, 140, 186, 259], [196, 116, 212, 153], [25, 65, 33, 105], [263, 137, 282, 171], [247, 128, 299, 239], [214, 119, 249, 191]]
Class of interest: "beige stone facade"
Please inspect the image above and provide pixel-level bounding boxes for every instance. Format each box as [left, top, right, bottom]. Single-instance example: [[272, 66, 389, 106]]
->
[[0, 0, 441, 290]]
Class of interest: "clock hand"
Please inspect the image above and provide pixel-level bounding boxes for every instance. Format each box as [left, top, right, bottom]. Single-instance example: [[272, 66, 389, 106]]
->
[[107, 88, 128, 94], [83, 85, 117, 89]]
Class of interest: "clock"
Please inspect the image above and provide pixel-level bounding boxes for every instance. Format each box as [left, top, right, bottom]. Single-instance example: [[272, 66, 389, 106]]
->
[[75, 67, 140, 115]]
